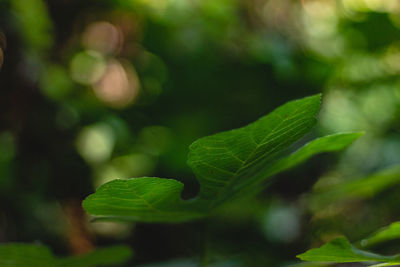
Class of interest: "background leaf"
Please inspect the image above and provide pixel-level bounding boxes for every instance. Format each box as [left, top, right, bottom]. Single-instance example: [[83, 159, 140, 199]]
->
[[58, 245, 132, 267], [361, 222, 400, 248], [307, 166, 400, 211], [297, 237, 400, 264], [0, 244, 56, 267], [0, 243, 132, 267]]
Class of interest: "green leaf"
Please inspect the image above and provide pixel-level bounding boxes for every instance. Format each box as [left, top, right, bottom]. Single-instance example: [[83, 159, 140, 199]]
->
[[288, 263, 331, 267], [265, 132, 364, 177], [209, 132, 363, 203], [297, 237, 400, 264], [369, 263, 400, 267], [187, 94, 321, 203], [0, 244, 56, 267], [83, 95, 362, 223], [361, 222, 400, 248], [83, 177, 205, 222], [0, 243, 132, 267], [308, 165, 400, 211], [58, 245, 132, 267]]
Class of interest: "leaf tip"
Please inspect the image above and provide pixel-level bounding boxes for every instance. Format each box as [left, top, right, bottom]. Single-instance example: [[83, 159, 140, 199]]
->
[[296, 253, 306, 261], [307, 93, 322, 103]]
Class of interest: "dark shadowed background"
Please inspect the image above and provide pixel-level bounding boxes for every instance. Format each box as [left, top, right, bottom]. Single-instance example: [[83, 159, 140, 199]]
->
[[1, 0, 400, 266]]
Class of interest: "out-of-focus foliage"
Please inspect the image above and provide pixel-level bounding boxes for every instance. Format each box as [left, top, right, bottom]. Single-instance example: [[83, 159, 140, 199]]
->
[[306, 166, 400, 211], [298, 236, 400, 265], [299, 220, 400, 265], [361, 222, 400, 248], [0, 243, 132, 267], [1, 0, 400, 265]]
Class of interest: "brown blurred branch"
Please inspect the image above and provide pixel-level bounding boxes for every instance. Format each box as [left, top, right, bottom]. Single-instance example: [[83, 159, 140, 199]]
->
[[63, 199, 94, 254], [0, 32, 6, 69]]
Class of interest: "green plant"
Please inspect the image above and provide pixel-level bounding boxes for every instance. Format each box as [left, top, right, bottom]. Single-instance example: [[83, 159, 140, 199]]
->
[[1, 94, 365, 266], [298, 222, 400, 266], [82, 94, 361, 223], [0, 244, 131, 267], [298, 166, 400, 266]]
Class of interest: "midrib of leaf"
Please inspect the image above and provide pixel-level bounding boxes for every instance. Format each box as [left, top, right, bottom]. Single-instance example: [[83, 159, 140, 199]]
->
[[243, 109, 311, 168], [190, 114, 309, 181]]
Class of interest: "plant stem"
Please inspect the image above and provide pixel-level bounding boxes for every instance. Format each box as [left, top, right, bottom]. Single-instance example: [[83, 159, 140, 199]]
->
[[201, 222, 209, 267]]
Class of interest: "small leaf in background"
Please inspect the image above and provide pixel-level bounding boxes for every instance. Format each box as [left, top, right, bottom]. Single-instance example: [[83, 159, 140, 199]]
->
[[287, 263, 331, 267], [58, 245, 132, 267], [361, 222, 400, 248], [0, 244, 56, 267], [0, 243, 132, 267], [307, 165, 400, 211], [297, 237, 400, 264]]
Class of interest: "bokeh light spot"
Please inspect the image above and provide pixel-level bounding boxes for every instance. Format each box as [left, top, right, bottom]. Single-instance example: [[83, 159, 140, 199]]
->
[[82, 21, 123, 55], [95, 153, 155, 187], [76, 123, 115, 164], [70, 50, 106, 85], [261, 203, 301, 243], [93, 60, 140, 108]]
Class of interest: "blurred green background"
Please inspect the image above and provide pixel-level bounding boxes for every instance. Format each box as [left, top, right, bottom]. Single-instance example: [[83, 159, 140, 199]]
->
[[1, 0, 400, 266]]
